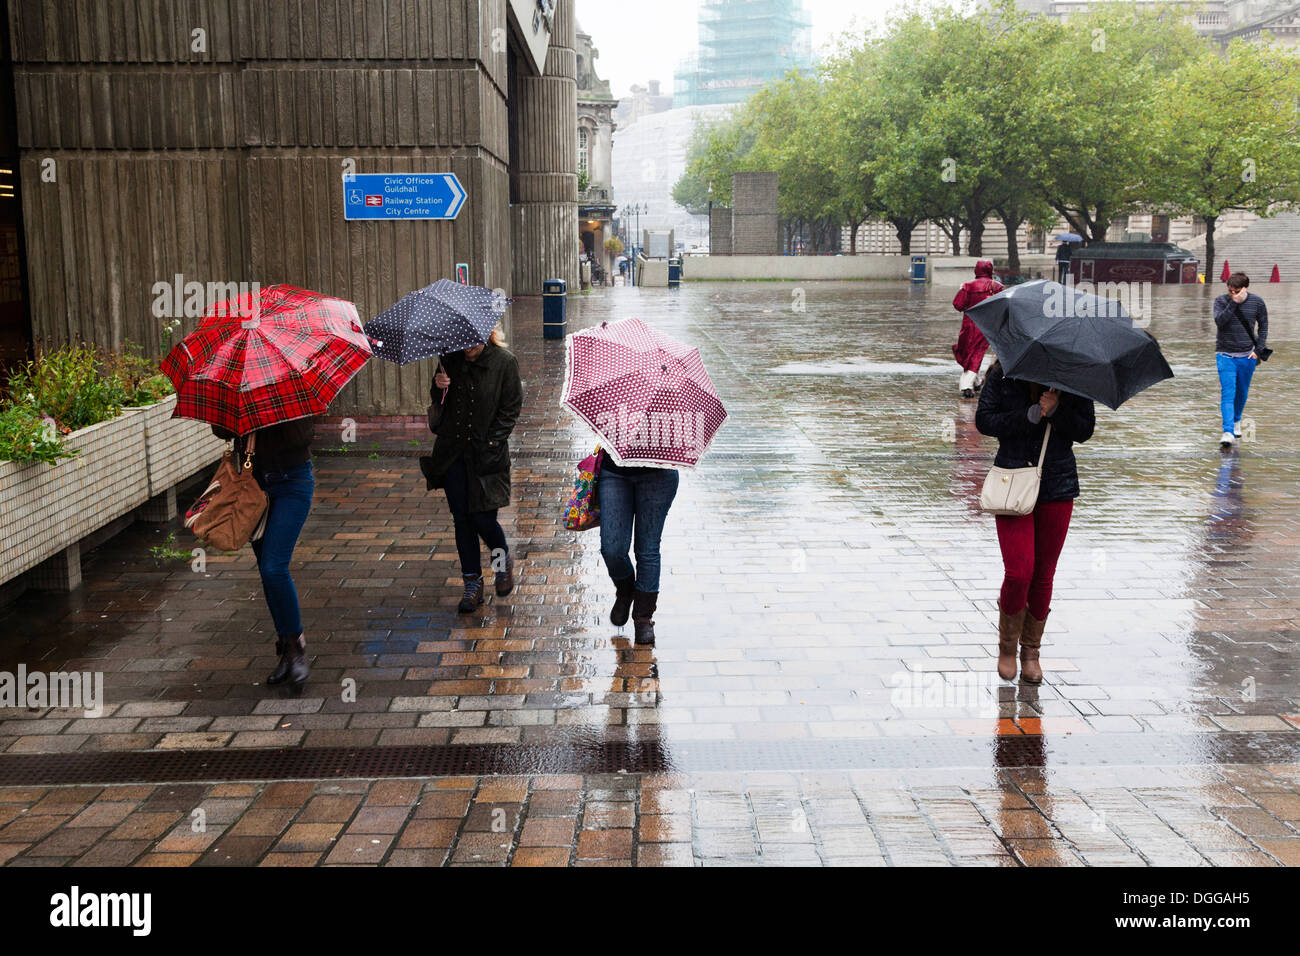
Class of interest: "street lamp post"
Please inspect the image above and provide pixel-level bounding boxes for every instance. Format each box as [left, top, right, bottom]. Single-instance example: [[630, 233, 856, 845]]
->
[[707, 181, 713, 254]]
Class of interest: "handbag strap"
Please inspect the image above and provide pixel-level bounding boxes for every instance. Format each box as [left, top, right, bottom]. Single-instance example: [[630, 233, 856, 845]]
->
[[1035, 423, 1052, 473], [242, 431, 256, 471]]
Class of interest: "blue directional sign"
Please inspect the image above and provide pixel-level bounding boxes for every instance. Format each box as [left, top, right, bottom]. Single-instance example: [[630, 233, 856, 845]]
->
[[343, 173, 467, 221]]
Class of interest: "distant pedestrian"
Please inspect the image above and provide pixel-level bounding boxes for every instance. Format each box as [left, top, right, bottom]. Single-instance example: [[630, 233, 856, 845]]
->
[[212, 419, 316, 690], [951, 259, 1003, 397], [1213, 272, 1268, 449], [976, 363, 1095, 683], [1055, 240, 1074, 283], [421, 327, 523, 612], [599, 459, 679, 645]]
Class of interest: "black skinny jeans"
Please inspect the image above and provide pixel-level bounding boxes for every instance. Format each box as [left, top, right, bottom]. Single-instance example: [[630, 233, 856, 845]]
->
[[442, 456, 508, 576]]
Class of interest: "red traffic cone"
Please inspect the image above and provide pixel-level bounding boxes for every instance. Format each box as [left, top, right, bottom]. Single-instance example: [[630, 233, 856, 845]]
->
[[1270, 264, 1281, 282], [1220, 260, 1231, 282]]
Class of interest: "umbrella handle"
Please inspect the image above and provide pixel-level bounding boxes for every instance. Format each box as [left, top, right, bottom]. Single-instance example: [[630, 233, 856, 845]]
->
[[437, 360, 448, 405]]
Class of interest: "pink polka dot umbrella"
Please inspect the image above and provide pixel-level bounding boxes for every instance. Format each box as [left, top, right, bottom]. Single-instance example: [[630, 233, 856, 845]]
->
[[562, 318, 728, 469]]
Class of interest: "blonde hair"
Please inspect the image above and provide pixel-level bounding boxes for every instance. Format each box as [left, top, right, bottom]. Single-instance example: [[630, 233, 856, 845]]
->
[[489, 326, 507, 348]]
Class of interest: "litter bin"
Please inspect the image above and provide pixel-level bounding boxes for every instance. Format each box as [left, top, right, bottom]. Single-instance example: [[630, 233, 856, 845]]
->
[[668, 257, 682, 288], [542, 279, 566, 339], [910, 254, 928, 284]]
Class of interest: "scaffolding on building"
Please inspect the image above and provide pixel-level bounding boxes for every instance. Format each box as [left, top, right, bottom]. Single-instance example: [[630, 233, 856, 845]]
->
[[674, 0, 815, 107]]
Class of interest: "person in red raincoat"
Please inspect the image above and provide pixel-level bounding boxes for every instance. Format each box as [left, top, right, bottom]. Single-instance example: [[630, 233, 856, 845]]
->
[[952, 260, 1003, 398]]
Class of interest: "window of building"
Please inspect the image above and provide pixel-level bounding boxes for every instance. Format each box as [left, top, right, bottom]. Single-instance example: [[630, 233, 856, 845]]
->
[[1027, 226, 1045, 255], [578, 127, 589, 176]]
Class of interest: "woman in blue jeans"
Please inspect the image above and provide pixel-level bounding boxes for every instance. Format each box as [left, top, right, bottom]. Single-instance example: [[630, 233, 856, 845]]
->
[[598, 459, 679, 645], [214, 419, 315, 689]]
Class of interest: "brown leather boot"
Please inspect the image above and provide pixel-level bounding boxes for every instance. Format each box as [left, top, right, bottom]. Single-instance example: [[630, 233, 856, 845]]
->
[[997, 606, 1027, 680], [1020, 611, 1048, 684]]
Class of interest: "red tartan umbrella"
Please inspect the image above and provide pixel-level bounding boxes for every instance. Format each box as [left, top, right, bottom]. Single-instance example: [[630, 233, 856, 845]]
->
[[562, 318, 727, 469], [162, 284, 372, 435]]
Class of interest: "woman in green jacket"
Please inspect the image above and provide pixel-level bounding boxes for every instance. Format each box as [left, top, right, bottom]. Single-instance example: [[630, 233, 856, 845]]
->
[[421, 328, 524, 612]]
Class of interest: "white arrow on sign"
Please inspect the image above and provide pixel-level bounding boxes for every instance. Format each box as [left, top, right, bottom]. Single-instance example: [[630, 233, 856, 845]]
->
[[444, 175, 466, 218]]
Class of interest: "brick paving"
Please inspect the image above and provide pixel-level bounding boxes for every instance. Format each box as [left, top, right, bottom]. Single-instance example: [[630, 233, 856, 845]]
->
[[2, 282, 1300, 865]]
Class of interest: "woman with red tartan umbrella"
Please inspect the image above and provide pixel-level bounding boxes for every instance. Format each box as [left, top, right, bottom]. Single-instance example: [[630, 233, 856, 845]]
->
[[163, 285, 372, 691], [951, 260, 1003, 398]]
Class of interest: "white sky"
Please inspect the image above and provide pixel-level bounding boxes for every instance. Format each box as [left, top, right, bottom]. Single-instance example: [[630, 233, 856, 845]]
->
[[575, 0, 913, 100]]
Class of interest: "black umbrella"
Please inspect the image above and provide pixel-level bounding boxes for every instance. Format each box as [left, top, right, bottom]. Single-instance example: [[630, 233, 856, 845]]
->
[[363, 279, 507, 366], [965, 279, 1173, 410]]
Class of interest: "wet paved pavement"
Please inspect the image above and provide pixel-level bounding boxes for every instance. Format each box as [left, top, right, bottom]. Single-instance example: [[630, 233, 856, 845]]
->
[[2, 281, 1299, 866]]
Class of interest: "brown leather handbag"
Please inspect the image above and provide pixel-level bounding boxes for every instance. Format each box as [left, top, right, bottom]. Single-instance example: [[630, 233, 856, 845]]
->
[[184, 433, 269, 551]]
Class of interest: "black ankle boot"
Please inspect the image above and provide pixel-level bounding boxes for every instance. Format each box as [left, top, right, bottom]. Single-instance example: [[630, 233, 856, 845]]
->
[[610, 576, 636, 627], [282, 634, 308, 689], [632, 590, 658, 645], [458, 574, 485, 613], [267, 639, 290, 685]]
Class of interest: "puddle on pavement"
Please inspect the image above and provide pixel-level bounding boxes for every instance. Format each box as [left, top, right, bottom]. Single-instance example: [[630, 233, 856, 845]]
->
[[771, 357, 954, 376]]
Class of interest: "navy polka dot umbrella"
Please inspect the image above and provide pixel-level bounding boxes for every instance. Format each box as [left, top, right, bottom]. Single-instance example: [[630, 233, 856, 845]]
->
[[363, 279, 508, 366]]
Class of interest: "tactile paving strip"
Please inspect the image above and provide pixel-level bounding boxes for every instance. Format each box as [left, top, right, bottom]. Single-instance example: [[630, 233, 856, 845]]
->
[[1, 733, 1299, 787]]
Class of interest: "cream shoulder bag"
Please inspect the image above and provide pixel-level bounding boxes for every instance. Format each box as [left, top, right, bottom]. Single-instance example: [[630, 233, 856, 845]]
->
[[980, 423, 1051, 516]]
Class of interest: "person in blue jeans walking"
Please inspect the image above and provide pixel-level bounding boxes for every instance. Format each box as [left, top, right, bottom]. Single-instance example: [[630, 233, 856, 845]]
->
[[213, 419, 315, 689], [598, 459, 679, 645], [1213, 272, 1269, 450]]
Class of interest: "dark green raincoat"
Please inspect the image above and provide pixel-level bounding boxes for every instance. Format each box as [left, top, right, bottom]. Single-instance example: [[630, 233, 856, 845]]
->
[[420, 342, 523, 512]]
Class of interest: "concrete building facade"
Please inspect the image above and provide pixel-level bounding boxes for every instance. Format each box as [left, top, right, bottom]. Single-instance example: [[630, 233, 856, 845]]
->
[[575, 21, 616, 281], [3, 0, 580, 414]]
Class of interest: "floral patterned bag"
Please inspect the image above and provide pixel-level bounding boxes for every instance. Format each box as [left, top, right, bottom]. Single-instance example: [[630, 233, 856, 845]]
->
[[563, 446, 603, 532]]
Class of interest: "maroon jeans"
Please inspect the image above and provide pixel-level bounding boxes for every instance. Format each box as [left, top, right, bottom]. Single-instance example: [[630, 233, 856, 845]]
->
[[995, 499, 1074, 620]]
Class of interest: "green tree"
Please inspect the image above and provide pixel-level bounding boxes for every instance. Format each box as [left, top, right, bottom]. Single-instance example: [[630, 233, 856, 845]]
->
[[820, 41, 887, 253], [1150, 39, 1300, 280], [1033, 4, 1203, 243], [674, 110, 754, 214]]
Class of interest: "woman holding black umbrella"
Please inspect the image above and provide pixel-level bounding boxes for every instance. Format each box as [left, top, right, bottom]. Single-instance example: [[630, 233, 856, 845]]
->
[[977, 368, 1095, 682], [965, 279, 1172, 682]]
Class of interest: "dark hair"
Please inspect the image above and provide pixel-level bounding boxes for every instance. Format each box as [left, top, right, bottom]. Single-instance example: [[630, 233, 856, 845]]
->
[[1227, 272, 1250, 290]]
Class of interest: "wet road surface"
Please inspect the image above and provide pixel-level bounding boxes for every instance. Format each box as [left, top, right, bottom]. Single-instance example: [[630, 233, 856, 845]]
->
[[1, 280, 1298, 865]]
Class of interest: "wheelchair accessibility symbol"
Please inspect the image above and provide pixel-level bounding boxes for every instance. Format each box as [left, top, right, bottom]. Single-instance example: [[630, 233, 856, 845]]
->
[[348, 190, 363, 205]]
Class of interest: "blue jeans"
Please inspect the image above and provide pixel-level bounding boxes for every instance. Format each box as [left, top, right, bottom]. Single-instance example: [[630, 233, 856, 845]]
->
[[597, 467, 679, 593], [252, 461, 314, 638], [1215, 353, 1256, 433]]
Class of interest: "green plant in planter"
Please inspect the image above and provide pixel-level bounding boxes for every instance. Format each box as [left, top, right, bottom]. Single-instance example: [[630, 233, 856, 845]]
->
[[103, 346, 175, 407], [6, 344, 125, 432], [0, 404, 74, 465]]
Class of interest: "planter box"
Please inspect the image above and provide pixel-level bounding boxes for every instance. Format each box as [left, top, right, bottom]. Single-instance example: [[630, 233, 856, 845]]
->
[[0, 411, 149, 585], [130, 394, 226, 497]]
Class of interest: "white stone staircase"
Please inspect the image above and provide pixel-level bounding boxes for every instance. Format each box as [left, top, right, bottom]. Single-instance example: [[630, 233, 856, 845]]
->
[[1181, 211, 1300, 282]]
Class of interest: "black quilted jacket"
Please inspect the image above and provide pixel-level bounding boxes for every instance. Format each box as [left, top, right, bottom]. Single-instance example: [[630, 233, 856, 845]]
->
[[975, 365, 1095, 503]]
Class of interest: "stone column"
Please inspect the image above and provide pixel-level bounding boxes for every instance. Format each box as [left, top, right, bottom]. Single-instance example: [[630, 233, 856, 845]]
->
[[510, 0, 579, 295]]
